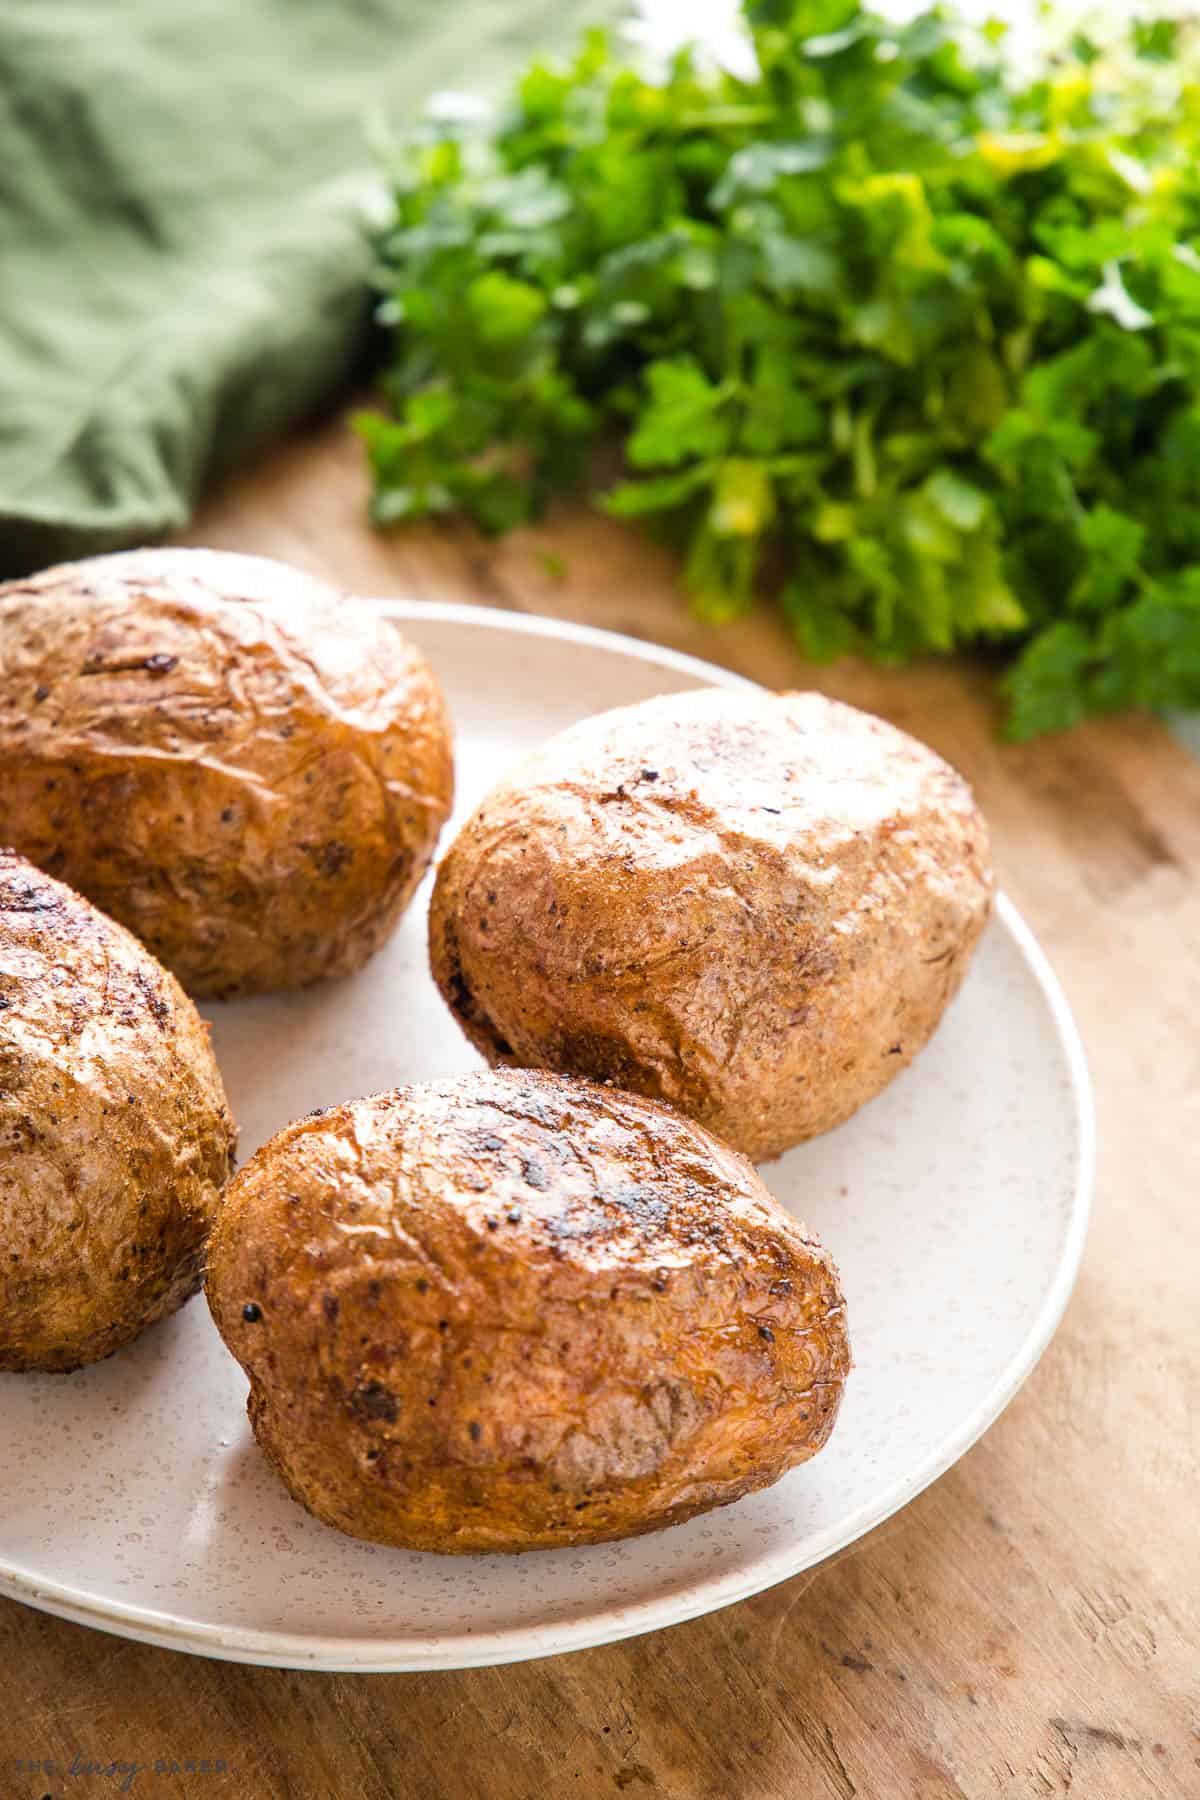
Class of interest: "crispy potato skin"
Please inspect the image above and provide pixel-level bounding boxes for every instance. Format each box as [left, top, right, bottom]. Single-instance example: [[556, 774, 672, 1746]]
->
[[205, 1069, 849, 1553], [0, 548, 454, 997], [430, 689, 994, 1161], [0, 851, 236, 1372]]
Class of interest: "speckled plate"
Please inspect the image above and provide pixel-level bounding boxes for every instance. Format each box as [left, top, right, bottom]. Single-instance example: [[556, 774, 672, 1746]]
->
[[0, 604, 1093, 1670]]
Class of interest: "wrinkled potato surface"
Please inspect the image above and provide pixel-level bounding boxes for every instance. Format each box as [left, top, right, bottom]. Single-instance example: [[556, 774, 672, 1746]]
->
[[206, 1069, 849, 1552], [431, 689, 994, 1161], [0, 850, 236, 1371], [0, 548, 454, 996]]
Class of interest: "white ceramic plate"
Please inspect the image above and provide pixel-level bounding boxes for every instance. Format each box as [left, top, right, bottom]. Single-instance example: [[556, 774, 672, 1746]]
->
[[0, 604, 1093, 1670]]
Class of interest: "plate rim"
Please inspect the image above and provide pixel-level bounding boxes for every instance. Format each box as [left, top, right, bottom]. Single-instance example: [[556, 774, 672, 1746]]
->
[[0, 599, 1095, 1670]]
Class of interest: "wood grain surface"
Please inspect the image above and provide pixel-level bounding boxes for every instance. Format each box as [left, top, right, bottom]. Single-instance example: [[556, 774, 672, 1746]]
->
[[2, 411, 1197, 1800]]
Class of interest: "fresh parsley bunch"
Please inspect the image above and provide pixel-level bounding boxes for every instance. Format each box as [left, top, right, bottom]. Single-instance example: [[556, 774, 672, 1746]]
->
[[358, 2, 1200, 736]]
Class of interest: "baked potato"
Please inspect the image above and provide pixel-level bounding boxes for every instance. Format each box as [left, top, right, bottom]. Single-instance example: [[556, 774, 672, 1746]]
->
[[0, 849, 236, 1372], [0, 547, 454, 997], [430, 688, 994, 1162], [205, 1069, 849, 1553]]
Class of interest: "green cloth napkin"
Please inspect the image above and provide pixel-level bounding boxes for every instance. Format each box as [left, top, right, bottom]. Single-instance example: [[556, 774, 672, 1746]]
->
[[0, 0, 605, 577]]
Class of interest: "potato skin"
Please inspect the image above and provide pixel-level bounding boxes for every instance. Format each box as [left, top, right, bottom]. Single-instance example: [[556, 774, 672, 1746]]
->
[[205, 1069, 849, 1553], [430, 689, 994, 1162], [0, 850, 236, 1372], [0, 548, 454, 996]]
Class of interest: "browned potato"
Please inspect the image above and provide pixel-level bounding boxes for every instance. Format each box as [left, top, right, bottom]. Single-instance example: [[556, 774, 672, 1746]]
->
[[430, 688, 994, 1162], [205, 1069, 849, 1553], [0, 548, 454, 997], [0, 850, 236, 1372]]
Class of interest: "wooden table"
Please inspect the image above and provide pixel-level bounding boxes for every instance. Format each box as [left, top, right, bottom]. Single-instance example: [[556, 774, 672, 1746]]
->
[[3, 412, 1197, 1799]]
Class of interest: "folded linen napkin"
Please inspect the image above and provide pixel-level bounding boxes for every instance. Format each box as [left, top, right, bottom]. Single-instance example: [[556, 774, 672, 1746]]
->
[[0, 0, 604, 575]]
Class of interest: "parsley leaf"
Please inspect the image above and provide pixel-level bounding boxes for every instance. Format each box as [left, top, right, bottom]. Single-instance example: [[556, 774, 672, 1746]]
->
[[362, 2, 1200, 735]]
